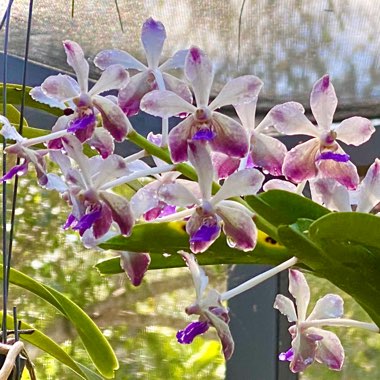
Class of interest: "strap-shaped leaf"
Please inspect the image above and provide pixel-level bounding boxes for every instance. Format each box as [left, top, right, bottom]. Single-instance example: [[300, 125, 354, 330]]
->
[[0, 265, 119, 378]]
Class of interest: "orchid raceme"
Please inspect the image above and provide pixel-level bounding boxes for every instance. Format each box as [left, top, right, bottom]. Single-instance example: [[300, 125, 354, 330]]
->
[[157, 140, 265, 253], [94, 17, 192, 118], [140, 46, 263, 162], [31, 40, 131, 144], [271, 75, 375, 189]]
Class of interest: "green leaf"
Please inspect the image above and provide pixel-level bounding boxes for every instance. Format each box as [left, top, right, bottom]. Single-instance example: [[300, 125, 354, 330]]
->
[[97, 221, 291, 275], [0, 313, 103, 380], [246, 190, 330, 227], [0, 104, 28, 127], [0, 265, 119, 378]]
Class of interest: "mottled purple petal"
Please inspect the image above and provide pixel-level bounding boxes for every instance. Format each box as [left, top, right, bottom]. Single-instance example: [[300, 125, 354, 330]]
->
[[94, 49, 146, 71], [141, 17, 166, 68], [92, 202, 113, 239], [310, 75, 337, 131], [288, 269, 310, 322], [283, 138, 320, 183], [250, 130, 287, 176], [210, 112, 249, 159], [93, 95, 131, 141], [86, 127, 115, 158], [41, 74, 80, 102], [209, 75, 263, 110], [168, 117, 195, 162], [211, 152, 239, 179], [334, 116, 375, 146], [63, 40, 89, 93], [185, 46, 213, 106], [216, 201, 257, 251], [290, 332, 319, 373], [120, 251, 151, 286], [88, 64, 129, 96], [176, 321, 209, 344]]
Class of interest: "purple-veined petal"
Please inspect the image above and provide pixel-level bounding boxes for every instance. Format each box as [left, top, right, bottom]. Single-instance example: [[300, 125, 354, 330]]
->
[[88, 64, 129, 96], [216, 201, 257, 251], [263, 179, 297, 193], [186, 211, 221, 253], [162, 72, 193, 104], [86, 127, 115, 158], [120, 251, 151, 286], [93, 202, 113, 239], [141, 17, 166, 69], [310, 328, 345, 370], [40, 74, 80, 102], [185, 46, 214, 107], [158, 182, 199, 207], [317, 146, 359, 190], [309, 178, 351, 212], [141, 89, 195, 118], [204, 309, 235, 360], [63, 40, 89, 93], [93, 95, 132, 141], [168, 117, 195, 163], [188, 140, 213, 200], [159, 49, 188, 71], [250, 130, 287, 176], [357, 158, 380, 212], [273, 294, 297, 322], [100, 191, 134, 236], [288, 269, 310, 322], [307, 294, 344, 321], [310, 75, 337, 131], [210, 112, 249, 159], [176, 321, 209, 344], [30, 86, 67, 109], [270, 102, 319, 137], [209, 75, 263, 110], [334, 116, 375, 146], [283, 138, 320, 183], [211, 168, 264, 205], [234, 101, 257, 133], [180, 251, 209, 300], [0, 116, 24, 142], [0, 161, 28, 182], [94, 49, 146, 71], [211, 152, 239, 179]]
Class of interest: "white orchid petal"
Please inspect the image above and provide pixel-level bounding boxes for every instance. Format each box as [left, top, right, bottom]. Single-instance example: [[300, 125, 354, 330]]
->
[[40, 74, 80, 102], [307, 294, 344, 321], [88, 64, 129, 96], [234, 101, 257, 132], [289, 269, 310, 322], [159, 49, 188, 71], [334, 117, 375, 146], [209, 75, 263, 110], [94, 49, 146, 71], [0, 116, 24, 142], [158, 182, 199, 207], [357, 159, 380, 212], [30, 86, 67, 109], [310, 75, 337, 131], [273, 294, 298, 322], [141, 17, 166, 68], [263, 179, 297, 193]]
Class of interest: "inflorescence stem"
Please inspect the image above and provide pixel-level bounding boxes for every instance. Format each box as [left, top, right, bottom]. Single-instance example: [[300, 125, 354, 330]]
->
[[302, 318, 379, 333]]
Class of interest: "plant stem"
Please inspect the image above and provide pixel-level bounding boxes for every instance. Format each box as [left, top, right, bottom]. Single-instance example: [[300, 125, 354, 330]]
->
[[221, 256, 298, 301], [302, 318, 379, 333]]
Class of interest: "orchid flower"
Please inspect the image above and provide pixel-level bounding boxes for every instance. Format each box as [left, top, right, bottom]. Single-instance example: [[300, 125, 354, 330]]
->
[[94, 17, 192, 117], [176, 251, 234, 360], [271, 75, 374, 189], [50, 135, 135, 239], [31, 40, 131, 143], [157, 141, 264, 253], [0, 116, 51, 186], [141, 46, 263, 163]]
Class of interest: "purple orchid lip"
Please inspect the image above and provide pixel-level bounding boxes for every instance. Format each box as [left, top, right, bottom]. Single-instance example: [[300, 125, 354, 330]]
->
[[72, 209, 102, 235], [192, 129, 216, 141], [176, 321, 209, 344], [279, 348, 294, 362], [190, 224, 220, 243], [317, 152, 350, 162], [67, 113, 96, 133], [0, 162, 28, 182]]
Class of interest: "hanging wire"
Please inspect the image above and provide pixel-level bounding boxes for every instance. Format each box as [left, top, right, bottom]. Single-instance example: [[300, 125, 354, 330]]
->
[[0, 0, 14, 32], [1, 0, 13, 346], [237, 0, 247, 71], [7, 0, 34, 294]]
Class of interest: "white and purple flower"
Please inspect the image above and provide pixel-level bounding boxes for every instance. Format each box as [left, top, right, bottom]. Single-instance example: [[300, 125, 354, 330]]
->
[[271, 75, 374, 189]]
